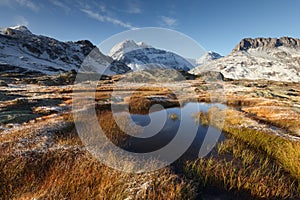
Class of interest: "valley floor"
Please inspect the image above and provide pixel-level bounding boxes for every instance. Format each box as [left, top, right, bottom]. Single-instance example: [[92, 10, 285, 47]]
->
[[0, 73, 300, 199]]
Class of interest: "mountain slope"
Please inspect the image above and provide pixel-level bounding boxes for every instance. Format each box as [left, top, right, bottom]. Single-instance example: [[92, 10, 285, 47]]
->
[[0, 26, 130, 75], [109, 40, 195, 71], [190, 37, 300, 82], [195, 51, 223, 66]]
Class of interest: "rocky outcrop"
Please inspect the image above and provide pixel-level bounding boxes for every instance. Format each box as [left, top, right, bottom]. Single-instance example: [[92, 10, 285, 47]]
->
[[233, 37, 300, 52]]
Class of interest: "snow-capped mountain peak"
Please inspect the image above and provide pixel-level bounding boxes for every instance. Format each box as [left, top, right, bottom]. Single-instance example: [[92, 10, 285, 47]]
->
[[10, 25, 32, 34], [109, 39, 195, 71], [1, 25, 33, 35], [109, 39, 152, 59]]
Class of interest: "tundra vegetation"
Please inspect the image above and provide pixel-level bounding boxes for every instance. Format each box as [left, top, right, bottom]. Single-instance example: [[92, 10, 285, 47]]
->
[[0, 73, 299, 199]]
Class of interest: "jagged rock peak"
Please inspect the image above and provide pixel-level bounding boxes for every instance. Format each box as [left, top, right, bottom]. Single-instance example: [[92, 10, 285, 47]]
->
[[233, 37, 300, 52]]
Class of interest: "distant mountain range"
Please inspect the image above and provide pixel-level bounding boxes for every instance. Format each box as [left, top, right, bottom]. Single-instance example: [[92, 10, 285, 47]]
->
[[0, 26, 198, 75], [0, 26, 299, 82]]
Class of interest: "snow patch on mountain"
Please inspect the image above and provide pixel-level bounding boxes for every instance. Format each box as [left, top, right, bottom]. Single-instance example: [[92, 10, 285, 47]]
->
[[9, 25, 32, 34]]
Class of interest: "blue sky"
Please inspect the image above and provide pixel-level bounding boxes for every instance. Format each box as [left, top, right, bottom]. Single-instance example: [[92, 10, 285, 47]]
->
[[0, 0, 300, 57]]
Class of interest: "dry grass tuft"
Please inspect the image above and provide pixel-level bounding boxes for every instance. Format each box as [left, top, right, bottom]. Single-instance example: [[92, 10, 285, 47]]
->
[[242, 106, 300, 136], [185, 139, 298, 199], [0, 110, 196, 199], [206, 107, 300, 185], [192, 111, 208, 126], [0, 148, 195, 199]]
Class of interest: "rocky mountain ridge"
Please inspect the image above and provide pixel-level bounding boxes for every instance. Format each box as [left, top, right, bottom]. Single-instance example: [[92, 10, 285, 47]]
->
[[190, 37, 300, 82], [0, 26, 130, 75], [1, 26, 299, 82], [233, 37, 300, 52]]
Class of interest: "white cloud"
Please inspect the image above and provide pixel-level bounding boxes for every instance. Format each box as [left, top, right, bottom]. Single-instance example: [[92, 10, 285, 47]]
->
[[77, 1, 107, 14], [98, 3, 107, 13], [14, 15, 29, 26], [126, 1, 142, 14], [0, 0, 39, 11], [111, 0, 142, 14], [50, 0, 71, 13], [15, 0, 39, 11], [81, 9, 136, 30], [160, 16, 177, 28]]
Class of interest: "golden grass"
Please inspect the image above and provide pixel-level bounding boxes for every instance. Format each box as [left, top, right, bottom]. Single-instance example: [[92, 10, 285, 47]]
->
[[206, 107, 300, 184], [0, 109, 196, 199], [2, 79, 299, 199], [192, 111, 208, 126], [226, 96, 265, 107], [123, 91, 179, 114], [0, 148, 195, 199], [185, 139, 298, 199], [54, 122, 83, 146], [96, 110, 142, 146], [242, 106, 300, 136]]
